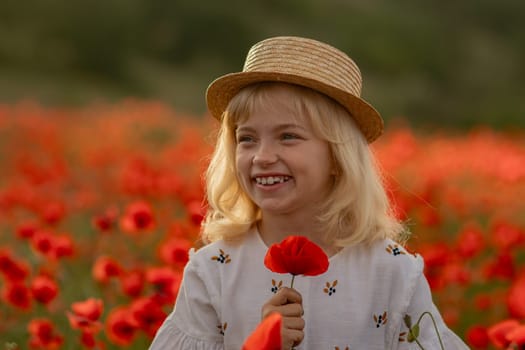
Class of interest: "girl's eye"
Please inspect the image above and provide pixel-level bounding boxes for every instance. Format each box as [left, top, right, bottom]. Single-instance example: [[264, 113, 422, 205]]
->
[[236, 135, 254, 143], [281, 133, 299, 140]]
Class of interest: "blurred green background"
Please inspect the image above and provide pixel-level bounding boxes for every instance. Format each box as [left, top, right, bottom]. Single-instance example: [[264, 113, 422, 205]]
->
[[0, 0, 524, 129]]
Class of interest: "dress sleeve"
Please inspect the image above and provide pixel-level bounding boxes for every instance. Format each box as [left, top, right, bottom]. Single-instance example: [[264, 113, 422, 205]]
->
[[401, 273, 470, 350], [149, 256, 224, 350]]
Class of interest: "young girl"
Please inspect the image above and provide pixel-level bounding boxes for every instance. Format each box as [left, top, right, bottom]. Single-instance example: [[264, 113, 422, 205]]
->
[[149, 36, 469, 349]]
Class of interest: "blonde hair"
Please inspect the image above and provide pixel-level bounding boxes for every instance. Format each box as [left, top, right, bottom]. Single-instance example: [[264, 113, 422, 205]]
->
[[202, 82, 405, 247]]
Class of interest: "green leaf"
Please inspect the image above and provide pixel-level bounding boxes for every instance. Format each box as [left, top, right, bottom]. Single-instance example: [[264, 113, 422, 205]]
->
[[407, 324, 420, 343]]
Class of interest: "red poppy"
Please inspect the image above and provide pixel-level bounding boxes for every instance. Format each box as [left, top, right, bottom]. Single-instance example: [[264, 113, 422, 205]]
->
[[264, 236, 329, 277], [92, 256, 123, 283], [487, 319, 520, 348], [92, 206, 118, 232], [483, 251, 515, 281], [105, 307, 138, 346], [129, 297, 167, 337], [3, 281, 32, 310], [465, 325, 489, 348], [186, 199, 205, 226], [71, 298, 104, 322], [120, 200, 155, 233], [146, 266, 181, 305], [120, 269, 145, 297], [0, 249, 29, 282], [243, 312, 282, 350], [418, 242, 450, 269], [507, 276, 525, 319], [507, 325, 525, 346], [16, 220, 39, 239], [31, 275, 59, 305], [158, 237, 191, 267], [455, 223, 485, 259], [30, 230, 54, 257], [28, 318, 64, 349], [67, 298, 104, 334], [491, 220, 525, 251], [79, 331, 97, 348], [52, 233, 75, 259], [40, 200, 66, 225]]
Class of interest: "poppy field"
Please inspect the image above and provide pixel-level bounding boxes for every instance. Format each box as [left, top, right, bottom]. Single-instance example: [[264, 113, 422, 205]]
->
[[0, 100, 524, 349]]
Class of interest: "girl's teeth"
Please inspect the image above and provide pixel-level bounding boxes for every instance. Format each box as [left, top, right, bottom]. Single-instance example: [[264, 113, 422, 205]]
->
[[256, 176, 289, 185]]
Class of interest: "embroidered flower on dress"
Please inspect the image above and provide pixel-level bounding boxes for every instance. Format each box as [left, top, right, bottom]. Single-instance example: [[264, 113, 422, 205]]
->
[[374, 311, 388, 328], [323, 280, 338, 296], [218, 322, 228, 335], [271, 279, 283, 293], [211, 249, 231, 264], [385, 243, 406, 256]]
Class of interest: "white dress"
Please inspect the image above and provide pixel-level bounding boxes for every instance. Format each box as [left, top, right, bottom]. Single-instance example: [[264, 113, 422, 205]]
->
[[149, 228, 470, 349]]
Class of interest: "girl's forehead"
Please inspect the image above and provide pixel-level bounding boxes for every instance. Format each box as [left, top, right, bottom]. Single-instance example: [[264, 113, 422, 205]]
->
[[240, 102, 308, 128], [230, 83, 316, 128]]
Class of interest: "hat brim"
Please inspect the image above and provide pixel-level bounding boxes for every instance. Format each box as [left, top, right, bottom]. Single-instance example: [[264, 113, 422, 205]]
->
[[206, 71, 384, 143]]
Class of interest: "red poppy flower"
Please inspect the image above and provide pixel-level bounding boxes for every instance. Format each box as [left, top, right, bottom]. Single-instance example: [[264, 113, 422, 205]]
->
[[507, 325, 525, 346], [491, 221, 525, 250], [129, 297, 167, 337], [92, 256, 123, 283], [146, 266, 181, 305], [31, 230, 54, 257], [0, 249, 29, 282], [483, 251, 515, 281], [80, 331, 97, 348], [71, 298, 104, 322], [105, 307, 138, 346], [243, 313, 282, 350], [16, 220, 39, 239], [28, 318, 64, 349], [67, 298, 104, 334], [186, 199, 205, 226], [31, 275, 59, 305], [120, 200, 155, 233], [487, 319, 520, 348], [92, 206, 118, 232], [264, 236, 329, 277], [465, 325, 489, 348], [158, 237, 191, 267], [52, 233, 75, 259], [120, 269, 145, 297], [507, 276, 525, 319], [3, 281, 32, 310], [40, 200, 66, 226], [455, 223, 485, 259]]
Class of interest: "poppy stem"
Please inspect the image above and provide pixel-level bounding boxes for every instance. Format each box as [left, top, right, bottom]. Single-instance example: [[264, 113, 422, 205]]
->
[[290, 275, 296, 289]]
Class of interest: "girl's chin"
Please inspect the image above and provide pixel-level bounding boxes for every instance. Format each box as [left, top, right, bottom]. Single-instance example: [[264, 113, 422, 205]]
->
[[256, 201, 294, 215]]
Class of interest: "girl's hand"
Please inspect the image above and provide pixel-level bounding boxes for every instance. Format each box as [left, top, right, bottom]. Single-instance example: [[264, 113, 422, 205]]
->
[[261, 287, 305, 349]]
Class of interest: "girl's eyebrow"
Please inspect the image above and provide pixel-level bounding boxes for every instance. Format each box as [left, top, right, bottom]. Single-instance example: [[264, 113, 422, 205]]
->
[[236, 123, 307, 134]]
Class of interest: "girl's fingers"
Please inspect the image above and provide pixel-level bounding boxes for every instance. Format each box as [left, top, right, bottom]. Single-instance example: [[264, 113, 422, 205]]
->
[[262, 287, 303, 319], [262, 301, 303, 319], [282, 328, 304, 349], [261, 287, 305, 349], [277, 303, 303, 317], [281, 316, 305, 330], [268, 287, 302, 306]]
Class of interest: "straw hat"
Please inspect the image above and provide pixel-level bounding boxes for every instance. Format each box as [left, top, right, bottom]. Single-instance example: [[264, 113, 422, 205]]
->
[[206, 36, 384, 143]]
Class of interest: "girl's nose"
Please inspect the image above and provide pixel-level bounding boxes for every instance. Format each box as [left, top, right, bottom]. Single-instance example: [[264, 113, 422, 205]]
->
[[252, 143, 278, 166]]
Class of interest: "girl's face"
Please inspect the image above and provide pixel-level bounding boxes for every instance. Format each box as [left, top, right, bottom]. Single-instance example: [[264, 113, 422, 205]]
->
[[234, 85, 335, 218]]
